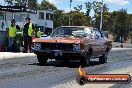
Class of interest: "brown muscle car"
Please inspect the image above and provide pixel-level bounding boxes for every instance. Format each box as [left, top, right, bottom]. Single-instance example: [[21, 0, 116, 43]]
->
[[32, 26, 112, 66]]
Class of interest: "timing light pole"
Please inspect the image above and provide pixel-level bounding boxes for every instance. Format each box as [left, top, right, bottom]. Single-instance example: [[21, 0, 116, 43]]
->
[[100, 0, 104, 31], [69, 0, 72, 26]]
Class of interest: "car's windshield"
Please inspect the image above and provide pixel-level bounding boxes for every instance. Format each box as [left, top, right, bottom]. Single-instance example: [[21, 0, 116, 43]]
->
[[51, 27, 91, 37]]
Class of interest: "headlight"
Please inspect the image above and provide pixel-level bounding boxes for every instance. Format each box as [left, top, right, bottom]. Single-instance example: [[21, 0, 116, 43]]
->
[[73, 44, 80, 51], [34, 42, 41, 49]]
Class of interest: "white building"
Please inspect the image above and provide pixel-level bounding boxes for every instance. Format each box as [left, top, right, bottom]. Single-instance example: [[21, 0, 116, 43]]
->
[[34, 9, 55, 34], [0, 8, 55, 35]]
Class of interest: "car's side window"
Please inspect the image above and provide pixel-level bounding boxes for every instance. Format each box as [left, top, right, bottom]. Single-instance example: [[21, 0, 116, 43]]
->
[[84, 28, 92, 37], [100, 31, 105, 38], [59, 29, 64, 35], [92, 30, 96, 38], [96, 31, 102, 39], [93, 30, 102, 39]]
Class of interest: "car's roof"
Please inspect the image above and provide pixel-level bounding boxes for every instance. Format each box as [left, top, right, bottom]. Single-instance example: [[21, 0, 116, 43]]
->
[[61, 26, 92, 28]]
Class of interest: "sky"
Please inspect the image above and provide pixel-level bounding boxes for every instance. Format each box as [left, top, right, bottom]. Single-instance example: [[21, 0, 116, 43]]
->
[[38, 0, 132, 15], [0, 0, 132, 15]]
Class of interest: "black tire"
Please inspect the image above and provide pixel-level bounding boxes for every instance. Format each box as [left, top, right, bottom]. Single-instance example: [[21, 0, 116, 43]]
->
[[99, 51, 108, 63], [80, 52, 91, 67], [37, 56, 48, 65], [76, 76, 87, 85]]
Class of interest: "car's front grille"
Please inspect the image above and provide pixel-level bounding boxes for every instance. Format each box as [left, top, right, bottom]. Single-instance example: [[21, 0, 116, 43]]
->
[[41, 43, 73, 51]]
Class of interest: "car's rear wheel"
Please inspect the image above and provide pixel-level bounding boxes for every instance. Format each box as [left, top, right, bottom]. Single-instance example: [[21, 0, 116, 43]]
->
[[80, 51, 91, 67], [37, 56, 48, 65], [99, 50, 108, 63]]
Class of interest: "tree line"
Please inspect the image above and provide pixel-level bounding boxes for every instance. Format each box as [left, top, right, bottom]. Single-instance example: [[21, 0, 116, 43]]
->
[[4, 0, 132, 43]]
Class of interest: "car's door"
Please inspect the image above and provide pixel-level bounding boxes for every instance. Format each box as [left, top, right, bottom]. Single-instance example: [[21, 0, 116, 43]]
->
[[83, 28, 94, 56], [100, 31, 108, 54], [96, 30, 107, 55], [91, 30, 101, 56]]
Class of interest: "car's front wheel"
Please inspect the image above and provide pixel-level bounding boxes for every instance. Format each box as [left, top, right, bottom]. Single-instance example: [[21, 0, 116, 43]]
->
[[37, 56, 48, 65], [80, 52, 91, 67], [99, 50, 108, 63]]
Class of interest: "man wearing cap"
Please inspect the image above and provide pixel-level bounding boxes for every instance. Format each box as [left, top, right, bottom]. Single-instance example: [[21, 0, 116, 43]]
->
[[7, 19, 20, 52], [22, 17, 34, 53]]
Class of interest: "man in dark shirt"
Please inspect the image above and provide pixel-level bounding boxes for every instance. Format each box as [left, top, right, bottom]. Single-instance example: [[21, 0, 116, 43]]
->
[[22, 17, 34, 53]]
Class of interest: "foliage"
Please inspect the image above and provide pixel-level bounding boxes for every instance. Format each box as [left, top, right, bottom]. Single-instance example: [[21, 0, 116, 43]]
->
[[92, 1, 109, 29], [53, 10, 90, 28], [27, 0, 38, 9], [4, 0, 14, 5], [85, 2, 92, 16], [74, 5, 82, 12], [4, 0, 38, 8], [70, 11, 90, 26], [110, 9, 128, 42], [128, 31, 132, 44], [53, 10, 67, 28], [38, 0, 57, 10]]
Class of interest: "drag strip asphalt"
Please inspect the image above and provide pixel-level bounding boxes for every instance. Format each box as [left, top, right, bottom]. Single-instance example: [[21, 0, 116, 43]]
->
[[0, 48, 132, 88]]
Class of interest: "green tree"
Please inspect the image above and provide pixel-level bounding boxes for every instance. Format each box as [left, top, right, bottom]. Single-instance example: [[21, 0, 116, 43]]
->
[[92, 1, 108, 14], [54, 10, 91, 28], [128, 31, 132, 44], [85, 2, 92, 26], [110, 9, 128, 42], [4, 0, 38, 8], [126, 14, 132, 43], [38, 0, 57, 10], [92, 1, 109, 29], [53, 10, 68, 28], [4, 0, 14, 5], [74, 5, 82, 12], [85, 2, 92, 16], [70, 11, 90, 26], [28, 0, 38, 8], [102, 12, 111, 31]]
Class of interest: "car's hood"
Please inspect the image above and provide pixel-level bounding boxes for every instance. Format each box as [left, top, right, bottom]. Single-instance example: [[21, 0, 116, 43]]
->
[[33, 37, 85, 44]]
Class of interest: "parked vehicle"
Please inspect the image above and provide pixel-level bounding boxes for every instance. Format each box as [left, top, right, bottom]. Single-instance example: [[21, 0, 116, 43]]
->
[[32, 26, 112, 66]]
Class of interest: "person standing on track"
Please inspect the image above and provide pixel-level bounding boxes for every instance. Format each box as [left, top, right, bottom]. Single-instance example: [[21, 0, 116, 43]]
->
[[7, 19, 20, 52], [22, 17, 34, 53]]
